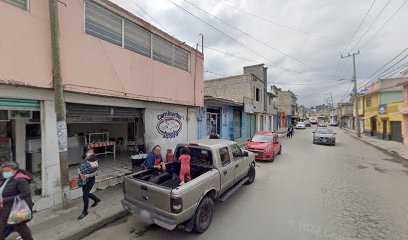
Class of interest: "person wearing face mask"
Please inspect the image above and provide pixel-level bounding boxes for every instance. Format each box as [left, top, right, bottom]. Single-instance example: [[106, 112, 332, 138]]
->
[[0, 161, 33, 240], [77, 148, 101, 220]]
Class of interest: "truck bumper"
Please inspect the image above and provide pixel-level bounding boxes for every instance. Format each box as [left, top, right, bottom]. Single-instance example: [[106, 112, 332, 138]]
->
[[122, 199, 178, 230]]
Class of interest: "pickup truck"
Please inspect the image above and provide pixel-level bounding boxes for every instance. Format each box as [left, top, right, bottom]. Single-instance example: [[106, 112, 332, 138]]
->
[[122, 139, 256, 233]]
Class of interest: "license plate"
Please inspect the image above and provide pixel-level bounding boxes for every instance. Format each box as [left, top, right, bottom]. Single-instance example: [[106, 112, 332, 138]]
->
[[137, 209, 153, 224]]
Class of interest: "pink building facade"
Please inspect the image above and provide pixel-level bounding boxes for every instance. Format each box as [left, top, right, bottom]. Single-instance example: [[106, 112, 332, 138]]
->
[[402, 70, 408, 145], [0, 0, 203, 209]]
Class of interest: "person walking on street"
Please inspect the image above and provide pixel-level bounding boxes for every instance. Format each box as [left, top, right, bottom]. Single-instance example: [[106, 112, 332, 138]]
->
[[78, 149, 101, 220], [0, 161, 34, 240]]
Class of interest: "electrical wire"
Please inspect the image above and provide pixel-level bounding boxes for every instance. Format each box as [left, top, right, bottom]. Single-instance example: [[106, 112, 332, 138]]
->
[[350, 0, 393, 51], [182, 0, 336, 78], [212, 0, 337, 43], [358, 0, 408, 50], [167, 0, 301, 75]]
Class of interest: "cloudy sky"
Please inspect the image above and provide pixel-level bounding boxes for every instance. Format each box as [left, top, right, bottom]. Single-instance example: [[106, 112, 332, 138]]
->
[[111, 0, 408, 106]]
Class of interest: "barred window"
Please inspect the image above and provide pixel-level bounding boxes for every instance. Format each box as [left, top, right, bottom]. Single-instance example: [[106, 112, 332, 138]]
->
[[124, 20, 151, 58], [174, 46, 189, 72], [1, 0, 29, 10], [152, 35, 173, 66], [85, 0, 122, 47]]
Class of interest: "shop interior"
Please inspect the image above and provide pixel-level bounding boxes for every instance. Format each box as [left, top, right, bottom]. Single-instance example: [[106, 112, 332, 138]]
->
[[206, 108, 221, 138], [66, 103, 145, 189], [0, 109, 42, 200]]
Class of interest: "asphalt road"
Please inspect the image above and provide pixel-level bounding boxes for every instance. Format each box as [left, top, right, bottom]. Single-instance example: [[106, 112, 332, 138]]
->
[[83, 127, 408, 240]]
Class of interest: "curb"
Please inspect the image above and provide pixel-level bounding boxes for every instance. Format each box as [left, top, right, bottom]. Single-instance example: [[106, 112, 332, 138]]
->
[[62, 210, 129, 240]]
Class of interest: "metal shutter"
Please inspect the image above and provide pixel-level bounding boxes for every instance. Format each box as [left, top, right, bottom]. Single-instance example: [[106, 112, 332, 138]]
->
[[85, 0, 122, 47], [2, 0, 28, 10], [174, 46, 190, 72], [0, 98, 40, 110], [152, 35, 173, 66], [124, 20, 151, 58], [66, 103, 142, 119]]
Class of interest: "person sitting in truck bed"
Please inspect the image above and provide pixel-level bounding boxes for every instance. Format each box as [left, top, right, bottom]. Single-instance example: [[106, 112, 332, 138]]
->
[[141, 145, 167, 171]]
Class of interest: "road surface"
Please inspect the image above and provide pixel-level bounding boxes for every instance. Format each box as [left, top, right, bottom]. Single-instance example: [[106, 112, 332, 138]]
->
[[84, 127, 408, 240]]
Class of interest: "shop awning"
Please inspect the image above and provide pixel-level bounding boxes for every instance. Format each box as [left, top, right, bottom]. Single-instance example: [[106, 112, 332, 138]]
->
[[0, 98, 40, 110], [362, 113, 377, 120]]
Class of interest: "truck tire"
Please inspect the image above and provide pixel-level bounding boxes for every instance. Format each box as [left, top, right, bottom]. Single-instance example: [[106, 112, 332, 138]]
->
[[245, 165, 256, 185], [193, 197, 214, 233]]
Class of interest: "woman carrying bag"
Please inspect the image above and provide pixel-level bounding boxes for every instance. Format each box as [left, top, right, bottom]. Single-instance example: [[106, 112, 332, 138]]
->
[[0, 161, 33, 240]]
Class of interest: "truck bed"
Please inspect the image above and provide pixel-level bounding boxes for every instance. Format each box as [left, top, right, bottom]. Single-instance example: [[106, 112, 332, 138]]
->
[[132, 161, 213, 189]]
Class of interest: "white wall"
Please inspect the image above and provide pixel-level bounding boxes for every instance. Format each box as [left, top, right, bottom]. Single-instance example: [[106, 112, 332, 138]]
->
[[144, 103, 198, 154]]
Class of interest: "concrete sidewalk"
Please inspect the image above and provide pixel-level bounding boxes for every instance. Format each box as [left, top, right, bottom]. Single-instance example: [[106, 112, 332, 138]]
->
[[343, 128, 408, 161], [10, 185, 127, 240]]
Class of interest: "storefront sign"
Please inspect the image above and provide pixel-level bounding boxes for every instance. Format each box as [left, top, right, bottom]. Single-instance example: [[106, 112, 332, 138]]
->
[[378, 104, 387, 115], [156, 111, 182, 139]]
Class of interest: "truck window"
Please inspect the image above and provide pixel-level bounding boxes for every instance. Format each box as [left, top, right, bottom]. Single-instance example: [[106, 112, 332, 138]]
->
[[231, 144, 243, 160], [175, 147, 213, 166], [219, 147, 231, 166]]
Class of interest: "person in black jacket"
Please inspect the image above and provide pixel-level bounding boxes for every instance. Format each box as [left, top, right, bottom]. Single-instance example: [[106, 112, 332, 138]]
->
[[0, 161, 33, 240]]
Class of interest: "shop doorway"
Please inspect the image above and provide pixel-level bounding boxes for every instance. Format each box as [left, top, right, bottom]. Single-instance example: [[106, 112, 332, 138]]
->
[[370, 117, 377, 136], [246, 114, 256, 138], [390, 121, 403, 143], [233, 109, 242, 140], [66, 103, 144, 187], [206, 108, 221, 138], [382, 120, 387, 140]]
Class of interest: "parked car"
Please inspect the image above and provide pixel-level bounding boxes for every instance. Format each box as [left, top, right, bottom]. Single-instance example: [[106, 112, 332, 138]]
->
[[247, 132, 281, 161], [318, 122, 328, 127], [304, 120, 311, 127], [310, 118, 318, 125], [313, 127, 336, 146], [122, 139, 256, 233], [296, 122, 306, 129], [329, 121, 339, 126]]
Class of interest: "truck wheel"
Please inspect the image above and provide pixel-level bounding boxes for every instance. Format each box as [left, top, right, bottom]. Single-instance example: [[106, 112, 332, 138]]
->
[[193, 197, 214, 233], [245, 165, 256, 185]]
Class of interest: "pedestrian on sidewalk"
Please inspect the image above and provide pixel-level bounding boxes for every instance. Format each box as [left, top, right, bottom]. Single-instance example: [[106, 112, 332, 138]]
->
[[78, 149, 101, 220], [0, 161, 34, 240]]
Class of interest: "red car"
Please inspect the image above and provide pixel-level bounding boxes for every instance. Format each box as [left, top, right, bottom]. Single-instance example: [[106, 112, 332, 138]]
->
[[247, 132, 282, 161]]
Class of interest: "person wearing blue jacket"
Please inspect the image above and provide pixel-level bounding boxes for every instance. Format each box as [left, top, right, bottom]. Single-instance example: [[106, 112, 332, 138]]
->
[[141, 145, 166, 171]]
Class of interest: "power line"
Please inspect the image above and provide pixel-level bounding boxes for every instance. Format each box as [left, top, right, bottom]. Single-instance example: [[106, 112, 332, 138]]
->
[[358, 0, 408, 50], [205, 70, 229, 77], [212, 0, 337, 43], [167, 0, 302, 75], [350, 0, 393, 51], [342, 0, 377, 54], [182, 0, 335, 78], [201, 45, 259, 63]]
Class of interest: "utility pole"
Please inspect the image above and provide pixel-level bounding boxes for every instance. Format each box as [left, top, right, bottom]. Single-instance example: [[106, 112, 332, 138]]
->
[[341, 51, 360, 137], [199, 33, 204, 54], [49, 0, 69, 208]]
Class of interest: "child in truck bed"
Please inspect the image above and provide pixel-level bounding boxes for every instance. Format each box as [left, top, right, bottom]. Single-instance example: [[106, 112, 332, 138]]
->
[[179, 146, 191, 185]]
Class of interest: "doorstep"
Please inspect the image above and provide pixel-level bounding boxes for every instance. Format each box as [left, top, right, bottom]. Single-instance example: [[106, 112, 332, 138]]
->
[[9, 185, 128, 240]]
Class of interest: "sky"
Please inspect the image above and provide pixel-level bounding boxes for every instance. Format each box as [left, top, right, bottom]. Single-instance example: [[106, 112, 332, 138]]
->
[[110, 0, 408, 106]]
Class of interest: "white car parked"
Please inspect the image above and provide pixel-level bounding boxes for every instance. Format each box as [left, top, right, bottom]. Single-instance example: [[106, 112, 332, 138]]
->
[[296, 122, 306, 129]]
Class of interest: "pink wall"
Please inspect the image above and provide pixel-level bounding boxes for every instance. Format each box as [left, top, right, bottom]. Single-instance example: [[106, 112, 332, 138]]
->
[[0, 1, 52, 88], [0, 0, 204, 107]]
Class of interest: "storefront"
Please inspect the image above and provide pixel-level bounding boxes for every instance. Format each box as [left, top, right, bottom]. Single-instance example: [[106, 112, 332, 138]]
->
[[0, 98, 43, 200]]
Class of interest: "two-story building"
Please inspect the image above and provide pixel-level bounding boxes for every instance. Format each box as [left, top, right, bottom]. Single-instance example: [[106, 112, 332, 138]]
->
[[337, 102, 353, 128], [0, 0, 203, 209], [204, 64, 277, 138], [274, 87, 297, 129]]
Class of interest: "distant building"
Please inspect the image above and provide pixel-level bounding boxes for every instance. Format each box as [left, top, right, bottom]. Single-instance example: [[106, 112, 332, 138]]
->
[[205, 64, 278, 137], [274, 87, 297, 128]]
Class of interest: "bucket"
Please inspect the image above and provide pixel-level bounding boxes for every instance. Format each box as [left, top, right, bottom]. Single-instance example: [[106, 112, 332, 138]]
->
[[69, 178, 79, 189]]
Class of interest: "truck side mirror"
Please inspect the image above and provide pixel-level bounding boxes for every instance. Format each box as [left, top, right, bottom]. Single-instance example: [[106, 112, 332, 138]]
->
[[243, 151, 249, 157]]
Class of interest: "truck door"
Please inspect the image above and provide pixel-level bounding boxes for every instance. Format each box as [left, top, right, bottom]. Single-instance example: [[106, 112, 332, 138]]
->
[[219, 147, 235, 192], [231, 144, 248, 181]]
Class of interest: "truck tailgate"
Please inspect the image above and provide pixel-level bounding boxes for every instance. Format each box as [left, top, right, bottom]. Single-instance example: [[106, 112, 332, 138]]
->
[[124, 176, 172, 213]]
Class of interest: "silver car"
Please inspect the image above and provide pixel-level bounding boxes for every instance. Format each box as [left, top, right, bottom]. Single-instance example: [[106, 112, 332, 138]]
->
[[313, 128, 336, 146]]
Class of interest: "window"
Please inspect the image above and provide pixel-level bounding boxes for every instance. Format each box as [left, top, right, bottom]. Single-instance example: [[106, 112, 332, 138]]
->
[[366, 96, 371, 107], [231, 144, 243, 159], [175, 147, 213, 166], [2, 0, 28, 10], [124, 20, 151, 58], [174, 46, 190, 72], [85, 0, 123, 47], [84, 0, 190, 72], [219, 147, 231, 166], [256, 88, 260, 102]]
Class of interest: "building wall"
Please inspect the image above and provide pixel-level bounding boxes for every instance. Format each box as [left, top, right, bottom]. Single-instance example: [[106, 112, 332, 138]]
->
[[205, 75, 252, 104], [0, 0, 204, 107], [403, 85, 408, 145]]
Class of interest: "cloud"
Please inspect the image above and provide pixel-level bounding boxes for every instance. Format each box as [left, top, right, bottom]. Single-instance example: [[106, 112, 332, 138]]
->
[[110, 0, 408, 106]]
